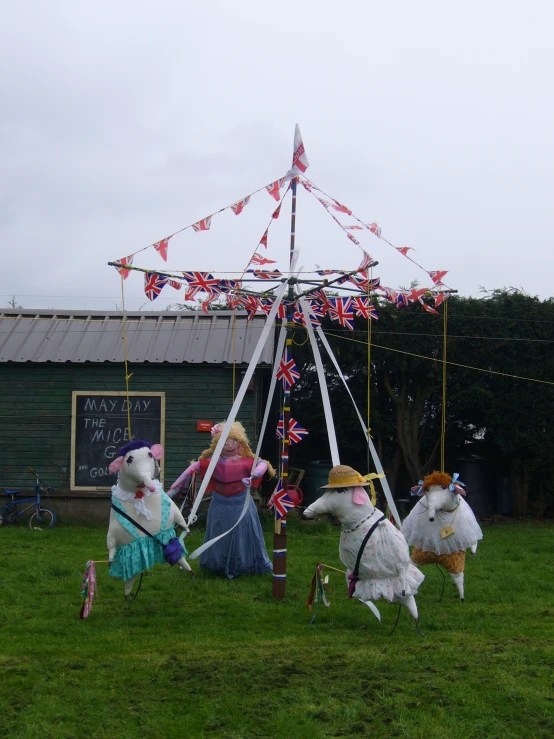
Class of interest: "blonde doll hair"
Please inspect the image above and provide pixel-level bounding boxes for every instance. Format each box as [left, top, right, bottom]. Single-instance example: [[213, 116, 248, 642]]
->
[[197, 421, 276, 477]]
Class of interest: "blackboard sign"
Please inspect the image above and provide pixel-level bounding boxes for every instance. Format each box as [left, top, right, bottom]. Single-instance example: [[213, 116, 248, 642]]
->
[[70, 391, 165, 491]]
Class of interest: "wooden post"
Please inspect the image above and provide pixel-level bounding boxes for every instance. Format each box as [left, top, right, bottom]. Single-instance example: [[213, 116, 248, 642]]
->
[[272, 176, 297, 599]]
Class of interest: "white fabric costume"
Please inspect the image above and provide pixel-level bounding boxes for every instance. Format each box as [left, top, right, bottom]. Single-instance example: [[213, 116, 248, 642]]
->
[[340, 509, 425, 602], [402, 496, 483, 555]]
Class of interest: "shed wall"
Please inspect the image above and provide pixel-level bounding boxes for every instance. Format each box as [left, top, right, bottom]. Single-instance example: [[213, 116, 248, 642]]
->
[[0, 362, 262, 503]]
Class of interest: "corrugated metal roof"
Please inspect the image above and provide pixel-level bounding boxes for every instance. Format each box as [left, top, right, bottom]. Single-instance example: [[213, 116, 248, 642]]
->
[[0, 309, 275, 365]]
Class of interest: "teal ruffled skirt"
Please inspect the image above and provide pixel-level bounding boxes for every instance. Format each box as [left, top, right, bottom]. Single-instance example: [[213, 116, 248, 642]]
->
[[109, 526, 178, 581]]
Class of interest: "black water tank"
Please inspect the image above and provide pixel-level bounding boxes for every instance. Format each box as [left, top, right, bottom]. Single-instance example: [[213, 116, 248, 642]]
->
[[494, 475, 513, 516], [458, 459, 493, 518]]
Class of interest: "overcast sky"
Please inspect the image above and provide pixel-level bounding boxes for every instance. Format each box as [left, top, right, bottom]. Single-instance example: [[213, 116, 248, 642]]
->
[[2, 0, 553, 311]]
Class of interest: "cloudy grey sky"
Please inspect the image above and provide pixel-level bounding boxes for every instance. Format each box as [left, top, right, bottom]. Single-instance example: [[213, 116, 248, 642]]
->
[[2, 0, 553, 311]]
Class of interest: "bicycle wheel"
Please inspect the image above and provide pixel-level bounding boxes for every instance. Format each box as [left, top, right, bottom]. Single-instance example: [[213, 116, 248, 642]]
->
[[0, 506, 17, 526], [27, 507, 56, 530]]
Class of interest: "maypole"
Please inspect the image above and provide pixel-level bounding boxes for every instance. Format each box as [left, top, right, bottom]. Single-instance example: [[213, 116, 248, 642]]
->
[[272, 174, 297, 599], [107, 123, 456, 595]]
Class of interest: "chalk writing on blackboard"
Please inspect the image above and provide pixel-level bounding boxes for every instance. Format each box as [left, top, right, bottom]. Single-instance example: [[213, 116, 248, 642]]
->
[[71, 392, 165, 490]]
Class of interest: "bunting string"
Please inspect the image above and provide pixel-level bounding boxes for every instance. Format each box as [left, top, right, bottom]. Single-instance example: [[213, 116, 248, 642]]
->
[[112, 173, 291, 271], [300, 175, 454, 295]]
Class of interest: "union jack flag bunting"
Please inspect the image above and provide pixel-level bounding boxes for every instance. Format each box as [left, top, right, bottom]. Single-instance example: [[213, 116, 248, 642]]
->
[[317, 197, 332, 210], [216, 279, 241, 293], [311, 289, 331, 312], [332, 200, 352, 215], [293, 309, 320, 329], [230, 196, 250, 216], [359, 250, 377, 271], [227, 295, 240, 309], [266, 178, 285, 202], [428, 270, 448, 285], [307, 299, 327, 318], [328, 297, 354, 331], [268, 480, 295, 519], [242, 295, 260, 320], [277, 348, 300, 390], [382, 287, 398, 303], [434, 292, 448, 308], [276, 416, 309, 444], [345, 225, 364, 230], [301, 179, 317, 192], [184, 286, 201, 301], [201, 294, 218, 314], [153, 237, 171, 262], [259, 299, 286, 318], [144, 272, 168, 301], [407, 288, 429, 303], [115, 255, 134, 280], [168, 279, 182, 290], [259, 229, 269, 248], [396, 292, 410, 309], [248, 269, 283, 280], [250, 253, 276, 266], [367, 222, 382, 237], [419, 298, 439, 314], [272, 203, 282, 219], [352, 297, 378, 320], [347, 232, 360, 246], [315, 269, 337, 276], [395, 246, 414, 256], [191, 216, 213, 232], [348, 273, 371, 291], [182, 272, 220, 293]]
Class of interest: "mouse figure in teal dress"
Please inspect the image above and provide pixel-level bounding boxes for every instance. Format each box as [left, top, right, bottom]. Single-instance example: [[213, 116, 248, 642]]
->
[[107, 440, 193, 597]]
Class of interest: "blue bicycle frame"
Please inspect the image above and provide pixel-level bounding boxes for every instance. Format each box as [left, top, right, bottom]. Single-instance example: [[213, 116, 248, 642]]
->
[[1, 467, 57, 529]]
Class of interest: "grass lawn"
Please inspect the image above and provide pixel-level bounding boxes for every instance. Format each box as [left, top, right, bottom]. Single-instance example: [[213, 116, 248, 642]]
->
[[0, 514, 553, 738]]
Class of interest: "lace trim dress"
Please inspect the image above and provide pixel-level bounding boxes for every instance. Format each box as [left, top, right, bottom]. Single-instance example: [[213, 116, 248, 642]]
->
[[401, 496, 483, 555], [339, 510, 424, 603]]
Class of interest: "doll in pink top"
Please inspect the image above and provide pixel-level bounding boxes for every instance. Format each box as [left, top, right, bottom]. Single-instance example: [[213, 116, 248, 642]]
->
[[170, 422, 276, 578]]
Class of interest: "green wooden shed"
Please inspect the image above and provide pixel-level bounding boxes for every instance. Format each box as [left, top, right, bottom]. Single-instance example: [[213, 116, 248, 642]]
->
[[0, 309, 275, 522]]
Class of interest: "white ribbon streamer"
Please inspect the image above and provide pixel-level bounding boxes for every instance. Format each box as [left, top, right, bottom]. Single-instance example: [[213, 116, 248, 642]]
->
[[188, 492, 253, 559], [361, 599, 381, 621], [298, 296, 340, 466], [187, 276, 291, 557], [315, 326, 402, 528], [190, 323, 289, 560]]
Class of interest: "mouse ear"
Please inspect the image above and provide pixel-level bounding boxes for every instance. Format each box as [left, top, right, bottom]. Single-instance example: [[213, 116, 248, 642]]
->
[[150, 444, 164, 460], [109, 456, 124, 473], [352, 487, 370, 505]]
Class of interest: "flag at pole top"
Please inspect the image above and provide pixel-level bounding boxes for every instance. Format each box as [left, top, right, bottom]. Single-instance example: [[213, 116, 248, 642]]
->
[[286, 124, 309, 178]]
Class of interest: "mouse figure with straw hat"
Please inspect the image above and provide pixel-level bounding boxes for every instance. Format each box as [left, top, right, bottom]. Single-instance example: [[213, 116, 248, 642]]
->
[[303, 465, 425, 622]]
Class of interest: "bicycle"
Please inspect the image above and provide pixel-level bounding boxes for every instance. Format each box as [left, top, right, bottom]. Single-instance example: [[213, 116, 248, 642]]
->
[[0, 467, 57, 529]]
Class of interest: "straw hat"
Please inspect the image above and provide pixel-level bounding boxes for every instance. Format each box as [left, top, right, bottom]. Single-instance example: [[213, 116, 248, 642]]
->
[[321, 465, 371, 489]]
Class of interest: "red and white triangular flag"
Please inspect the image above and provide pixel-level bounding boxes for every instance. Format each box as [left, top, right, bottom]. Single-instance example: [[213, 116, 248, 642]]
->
[[230, 196, 251, 216], [266, 179, 285, 202], [395, 246, 414, 257], [153, 237, 171, 262], [192, 216, 213, 232], [250, 253, 277, 266], [115, 255, 134, 279], [429, 270, 448, 284], [286, 124, 309, 177]]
